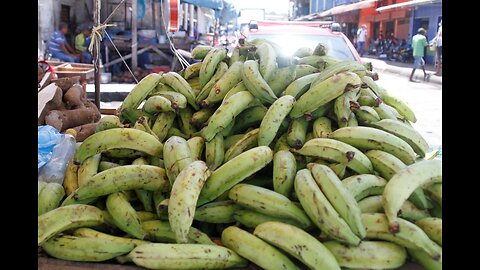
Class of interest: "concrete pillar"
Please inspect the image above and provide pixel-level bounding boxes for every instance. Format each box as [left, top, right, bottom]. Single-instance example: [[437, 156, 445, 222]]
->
[[183, 3, 188, 31], [197, 7, 205, 34], [132, 0, 138, 69], [189, 4, 195, 37]]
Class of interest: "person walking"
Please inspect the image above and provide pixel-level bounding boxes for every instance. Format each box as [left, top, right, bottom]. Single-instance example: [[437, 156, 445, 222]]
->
[[409, 28, 431, 82], [357, 24, 367, 57]]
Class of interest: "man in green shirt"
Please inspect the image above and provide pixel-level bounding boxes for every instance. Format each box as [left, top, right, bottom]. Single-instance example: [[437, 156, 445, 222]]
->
[[75, 26, 92, 63], [409, 28, 431, 82]]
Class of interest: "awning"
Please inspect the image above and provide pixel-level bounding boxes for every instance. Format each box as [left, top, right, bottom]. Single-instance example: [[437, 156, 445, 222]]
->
[[376, 0, 441, 13], [319, 0, 378, 17], [180, 0, 223, 11]]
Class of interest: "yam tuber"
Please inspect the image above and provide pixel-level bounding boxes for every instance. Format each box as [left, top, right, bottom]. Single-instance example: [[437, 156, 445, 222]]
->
[[38, 86, 67, 125], [71, 123, 98, 142], [63, 84, 85, 108], [45, 106, 100, 132]]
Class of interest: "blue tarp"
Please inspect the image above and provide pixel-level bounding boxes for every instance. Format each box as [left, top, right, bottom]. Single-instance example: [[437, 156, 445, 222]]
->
[[180, 0, 223, 11]]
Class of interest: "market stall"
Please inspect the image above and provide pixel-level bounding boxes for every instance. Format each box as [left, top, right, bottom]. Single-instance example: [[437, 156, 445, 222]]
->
[[38, 38, 442, 270]]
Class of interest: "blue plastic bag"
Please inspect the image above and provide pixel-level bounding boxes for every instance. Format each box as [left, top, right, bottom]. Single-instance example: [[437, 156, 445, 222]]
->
[[38, 125, 63, 169]]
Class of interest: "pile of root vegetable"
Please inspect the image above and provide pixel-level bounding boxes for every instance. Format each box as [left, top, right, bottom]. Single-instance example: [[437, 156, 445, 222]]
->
[[38, 40, 442, 270], [38, 81, 100, 141]]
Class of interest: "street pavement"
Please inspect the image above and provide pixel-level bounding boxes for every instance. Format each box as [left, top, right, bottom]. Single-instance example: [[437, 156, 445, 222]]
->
[[375, 71, 442, 152], [362, 56, 442, 85]]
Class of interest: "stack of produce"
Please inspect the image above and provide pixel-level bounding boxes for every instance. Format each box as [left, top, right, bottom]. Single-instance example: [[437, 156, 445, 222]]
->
[[38, 40, 442, 270], [38, 82, 101, 142]]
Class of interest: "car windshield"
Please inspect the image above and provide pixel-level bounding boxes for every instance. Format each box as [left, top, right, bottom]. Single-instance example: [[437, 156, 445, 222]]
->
[[247, 34, 356, 61]]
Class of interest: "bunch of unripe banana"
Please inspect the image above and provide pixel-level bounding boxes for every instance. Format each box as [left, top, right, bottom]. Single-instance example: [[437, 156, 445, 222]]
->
[[38, 39, 442, 270]]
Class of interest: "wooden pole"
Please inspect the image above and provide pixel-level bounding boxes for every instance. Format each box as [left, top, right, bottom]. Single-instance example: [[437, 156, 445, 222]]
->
[[132, 0, 138, 70], [93, 0, 101, 109]]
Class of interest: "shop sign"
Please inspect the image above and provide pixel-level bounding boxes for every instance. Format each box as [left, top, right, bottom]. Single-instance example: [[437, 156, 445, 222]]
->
[[391, 10, 406, 19]]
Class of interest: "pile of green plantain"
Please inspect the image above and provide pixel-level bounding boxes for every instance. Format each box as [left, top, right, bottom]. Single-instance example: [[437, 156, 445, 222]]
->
[[38, 39, 442, 270]]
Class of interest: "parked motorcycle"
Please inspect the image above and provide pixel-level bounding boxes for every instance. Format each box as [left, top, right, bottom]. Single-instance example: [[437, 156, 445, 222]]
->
[[397, 40, 414, 63]]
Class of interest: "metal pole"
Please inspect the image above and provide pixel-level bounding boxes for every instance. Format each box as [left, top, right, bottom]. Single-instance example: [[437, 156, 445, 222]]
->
[[132, 0, 138, 69], [93, 0, 101, 109]]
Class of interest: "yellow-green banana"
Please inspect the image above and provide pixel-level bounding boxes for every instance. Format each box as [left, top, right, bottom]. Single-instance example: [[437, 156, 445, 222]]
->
[[273, 150, 296, 198], [242, 60, 278, 104], [198, 146, 273, 205], [106, 192, 146, 239], [294, 169, 360, 245], [142, 95, 174, 114], [74, 128, 163, 164], [183, 62, 202, 80], [334, 87, 360, 124], [362, 213, 442, 262], [256, 42, 277, 82], [286, 117, 309, 149], [222, 81, 248, 102], [374, 102, 398, 120], [310, 60, 366, 88], [258, 95, 296, 146], [416, 217, 442, 246], [73, 228, 150, 247], [160, 72, 199, 110], [38, 182, 65, 215], [268, 65, 297, 96], [66, 165, 169, 202], [190, 107, 215, 128], [310, 163, 366, 238], [63, 159, 79, 196], [95, 115, 123, 132], [312, 116, 332, 138], [293, 138, 373, 174], [383, 160, 442, 233], [224, 128, 259, 162], [284, 72, 319, 99], [233, 209, 306, 229], [228, 183, 312, 228], [38, 204, 104, 245], [254, 221, 341, 270], [342, 174, 387, 201], [194, 200, 242, 223], [331, 126, 417, 165], [295, 64, 319, 80], [119, 73, 162, 113], [77, 153, 101, 187], [408, 248, 442, 270], [354, 105, 381, 124], [222, 226, 299, 270], [153, 90, 187, 111], [205, 133, 224, 170], [370, 119, 429, 157], [202, 61, 244, 107], [98, 161, 120, 172], [231, 105, 268, 134], [358, 195, 431, 222], [38, 181, 47, 196], [152, 111, 176, 142], [202, 91, 256, 141], [425, 183, 442, 207], [119, 243, 247, 269], [323, 240, 407, 269], [177, 106, 197, 136], [163, 136, 194, 185], [192, 45, 213, 60], [196, 61, 229, 104], [187, 136, 205, 160], [142, 220, 214, 245], [199, 47, 228, 87], [290, 71, 362, 118], [42, 235, 134, 262], [168, 161, 211, 243]]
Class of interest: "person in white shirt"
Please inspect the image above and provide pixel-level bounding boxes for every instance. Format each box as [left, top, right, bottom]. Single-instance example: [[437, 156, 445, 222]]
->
[[357, 24, 367, 57], [430, 20, 442, 75]]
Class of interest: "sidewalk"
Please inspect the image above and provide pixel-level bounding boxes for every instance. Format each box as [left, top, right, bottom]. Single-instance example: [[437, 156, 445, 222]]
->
[[361, 56, 442, 85]]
